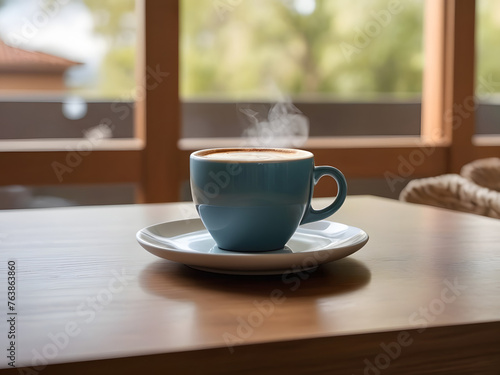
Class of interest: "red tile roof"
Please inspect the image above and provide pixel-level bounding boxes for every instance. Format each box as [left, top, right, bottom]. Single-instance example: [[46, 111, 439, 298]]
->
[[0, 39, 81, 73]]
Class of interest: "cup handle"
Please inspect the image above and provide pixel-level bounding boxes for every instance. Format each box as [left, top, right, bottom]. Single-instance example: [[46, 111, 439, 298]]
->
[[300, 166, 347, 225]]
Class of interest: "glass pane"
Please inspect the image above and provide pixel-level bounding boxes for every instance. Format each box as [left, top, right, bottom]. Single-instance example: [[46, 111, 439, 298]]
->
[[476, 0, 500, 135], [181, 0, 423, 101], [180, 0, 424, 139], [0, 0, 137, 139]]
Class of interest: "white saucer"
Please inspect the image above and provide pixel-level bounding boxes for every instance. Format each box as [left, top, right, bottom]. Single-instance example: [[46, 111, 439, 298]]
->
[[136, 219, 369, 275]]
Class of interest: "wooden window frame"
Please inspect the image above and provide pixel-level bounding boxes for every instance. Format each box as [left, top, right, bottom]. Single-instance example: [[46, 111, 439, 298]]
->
[[0, 0, 181, 203], [178, 0, 499, 197], [1, 0, 497, 202]]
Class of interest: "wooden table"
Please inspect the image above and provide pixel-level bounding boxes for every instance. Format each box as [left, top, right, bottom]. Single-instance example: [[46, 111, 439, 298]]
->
[[1, 196, 499, 374]]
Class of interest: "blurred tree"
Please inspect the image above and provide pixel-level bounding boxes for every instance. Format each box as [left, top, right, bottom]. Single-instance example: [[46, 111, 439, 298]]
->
[[181, 0, 424, 100], [35, 0, 137, 98], [476, 0, 500, 96], [2, 0, 498, 101], [81, 0, 136, 98]]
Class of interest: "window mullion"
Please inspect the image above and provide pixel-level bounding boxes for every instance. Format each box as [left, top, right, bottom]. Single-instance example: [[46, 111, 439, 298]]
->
[[444, 0, 477, 172]]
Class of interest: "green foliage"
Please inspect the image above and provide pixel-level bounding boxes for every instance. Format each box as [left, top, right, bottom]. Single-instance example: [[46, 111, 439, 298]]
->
[[79, 0, 137, 98], [83, 0, 135, 39], [4, 0, 494, 100], [181, 0, 424, 100], [476, 0, 500, 96], [98, 45, 136, 98]]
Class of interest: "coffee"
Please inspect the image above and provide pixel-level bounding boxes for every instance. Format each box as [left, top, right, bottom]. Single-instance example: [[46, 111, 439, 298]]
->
[[190, 147, 347, 252], [195, 148, 312, 162]]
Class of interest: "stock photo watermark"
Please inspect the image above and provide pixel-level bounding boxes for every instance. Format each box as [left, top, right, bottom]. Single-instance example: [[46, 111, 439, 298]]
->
[[51, 121, 114, 182], [6, 0, 70, 48], [5, 260, 17, 368], [194, 163, 243, 204], [357, 278, 467, 375], [222, 250, 332, 353], [340, 0, 404, 62], [51, 63, 169, 182], [14, 268, 134, 373], [111, 64, 170, 121], [213, 0, 243, 21]]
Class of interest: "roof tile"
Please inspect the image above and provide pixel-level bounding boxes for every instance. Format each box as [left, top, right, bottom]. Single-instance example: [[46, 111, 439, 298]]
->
[[0, 39, 81, 72]]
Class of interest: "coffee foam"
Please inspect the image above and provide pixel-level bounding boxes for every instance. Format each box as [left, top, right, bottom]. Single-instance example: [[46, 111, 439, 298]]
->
[[196, 148, 312, 162]]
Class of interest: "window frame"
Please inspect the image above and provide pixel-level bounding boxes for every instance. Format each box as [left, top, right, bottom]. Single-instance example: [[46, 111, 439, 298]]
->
[[1, 0, 497, 202], [0, 0, 181, 203], [177, 0, 487, 197]]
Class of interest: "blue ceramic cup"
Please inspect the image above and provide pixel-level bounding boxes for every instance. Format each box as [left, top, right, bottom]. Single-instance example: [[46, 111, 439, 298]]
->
[[190, 148, 347, 252]]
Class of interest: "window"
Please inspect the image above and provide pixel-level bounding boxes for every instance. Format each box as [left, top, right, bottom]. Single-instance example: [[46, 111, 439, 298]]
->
[[182, 0, 423, 101], [0, 0, 144, 208], [180, 0, 425, 141], [178, 0, 494, 198], [0, 1, 181, 206], [1, 0, 496, 205], [475, 0, 500, 135], [0, 0, 137, 140]]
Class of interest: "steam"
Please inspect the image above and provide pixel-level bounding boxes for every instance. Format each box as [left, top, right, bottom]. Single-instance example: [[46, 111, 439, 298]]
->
[[240, 100, 309, 148]]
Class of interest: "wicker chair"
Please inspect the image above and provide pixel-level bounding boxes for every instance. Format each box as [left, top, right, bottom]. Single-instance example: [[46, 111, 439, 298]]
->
[[460, 157, 500, 192], [400, 173, 500, 219]]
